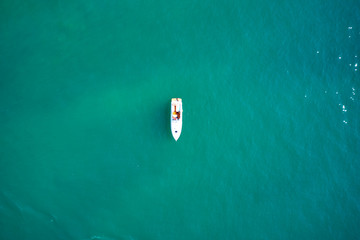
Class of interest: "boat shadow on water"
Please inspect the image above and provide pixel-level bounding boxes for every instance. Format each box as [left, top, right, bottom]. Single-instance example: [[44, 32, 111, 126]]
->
[[151, 100, 173, 141]]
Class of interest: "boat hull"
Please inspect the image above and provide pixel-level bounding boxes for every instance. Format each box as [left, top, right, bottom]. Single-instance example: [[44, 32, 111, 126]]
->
[[171, 98, 182, 141]]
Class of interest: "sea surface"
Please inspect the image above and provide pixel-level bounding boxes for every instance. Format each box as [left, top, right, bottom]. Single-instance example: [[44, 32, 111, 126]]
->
[[1, 0, 360, 239]]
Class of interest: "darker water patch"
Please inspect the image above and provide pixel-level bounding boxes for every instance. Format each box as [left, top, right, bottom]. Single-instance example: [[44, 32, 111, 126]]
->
[[151, 100, 172, 141]]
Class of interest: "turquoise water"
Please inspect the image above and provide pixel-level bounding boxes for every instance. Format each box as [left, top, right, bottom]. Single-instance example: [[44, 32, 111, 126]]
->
[[1, 0, 360, 239]]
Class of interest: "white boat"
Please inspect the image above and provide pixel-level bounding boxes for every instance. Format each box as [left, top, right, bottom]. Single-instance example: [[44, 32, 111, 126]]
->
[[171, 98, 182, 141]]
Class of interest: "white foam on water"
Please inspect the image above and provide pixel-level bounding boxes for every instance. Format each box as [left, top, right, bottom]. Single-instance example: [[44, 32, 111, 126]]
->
[[342, 105, 347, 112]]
